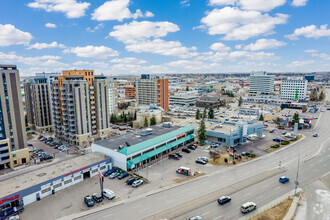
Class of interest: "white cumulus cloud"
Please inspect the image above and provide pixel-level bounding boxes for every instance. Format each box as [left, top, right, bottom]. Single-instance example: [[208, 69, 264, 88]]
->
[[239, 38, 287, 51], [109, 21, 179, 43], [63, 45, 119, 59], [27, 41, 66, 50], [27, 0, 90, 18], [292, 0, 308, 7], [45, 22, 57, 28], [209, 0, 286, 12], [92, 0, 154, 21], [110, 57, 147, 64], [286, 24, 330, 40], [304, 49, 317, 53], [0, 24, 33, 47], [200, 7, 288, 41], [210, 43, 231, 52], [86, 23, 104, 32], [288, 60, 314, 67]]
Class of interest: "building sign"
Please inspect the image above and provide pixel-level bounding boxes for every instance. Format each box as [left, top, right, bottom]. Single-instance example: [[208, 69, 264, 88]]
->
[[228, 146, 234, 161], [0, 195, 19, 205], [64, 166, 90, 177], [238, 108, 259, 116], [176, 132, 187, 139]]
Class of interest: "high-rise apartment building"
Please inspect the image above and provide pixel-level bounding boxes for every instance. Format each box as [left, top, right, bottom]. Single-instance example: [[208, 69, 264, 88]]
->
[[0, 65, 29, 169], [136, 77, 169, 112], [52, 70, 115, 147], [249, 71, 274, 95], [281, 77, 307, 101], [24, 77, 52, 132], [124, 86, 136, 99], [108, 79, 118, 116]]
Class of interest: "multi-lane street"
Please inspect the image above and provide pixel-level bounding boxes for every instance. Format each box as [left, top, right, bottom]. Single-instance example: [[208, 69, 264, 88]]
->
[[71, 91, 330, 220]]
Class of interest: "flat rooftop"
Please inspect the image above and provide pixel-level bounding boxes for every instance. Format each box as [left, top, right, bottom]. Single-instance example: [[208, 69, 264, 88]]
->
[[205, 121, 236, 134], [94, 125, 194, 155], [0, 153, 108, 199]]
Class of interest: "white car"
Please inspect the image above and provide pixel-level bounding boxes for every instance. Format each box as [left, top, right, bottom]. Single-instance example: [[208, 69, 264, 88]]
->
[[132, 179, 144, 188], [102, 189, 115, 200], [241, 202, 257, 213]]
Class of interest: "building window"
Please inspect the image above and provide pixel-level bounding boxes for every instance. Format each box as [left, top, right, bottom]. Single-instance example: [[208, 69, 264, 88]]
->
[[13, 154, 16, 157]]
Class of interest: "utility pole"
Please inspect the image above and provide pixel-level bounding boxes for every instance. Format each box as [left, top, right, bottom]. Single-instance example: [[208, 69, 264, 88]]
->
[[160, 152, 163, 186], [294, 154, 300, 196]]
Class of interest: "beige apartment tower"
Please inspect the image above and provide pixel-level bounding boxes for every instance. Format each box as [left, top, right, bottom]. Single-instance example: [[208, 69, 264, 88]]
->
[[0, 65, 29, 170]]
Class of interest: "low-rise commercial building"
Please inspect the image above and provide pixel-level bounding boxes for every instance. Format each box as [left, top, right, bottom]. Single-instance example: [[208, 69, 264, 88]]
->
[[196, 95, 225, 108], [169, 94, 199, 106], [0, 153, 112, 216], [206, 120, 264, 146], [133, 105, 164, 128], [92, 125, 195, 171]]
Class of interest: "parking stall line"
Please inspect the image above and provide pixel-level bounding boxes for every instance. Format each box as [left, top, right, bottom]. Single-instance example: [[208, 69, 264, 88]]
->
[[274, 186, 281, 191], [244, 192, 252, 197], [101, 214, 113, 219], [262, 184, 269, 189], [256, 195, 263, 200], [202, 211, 210, 216]]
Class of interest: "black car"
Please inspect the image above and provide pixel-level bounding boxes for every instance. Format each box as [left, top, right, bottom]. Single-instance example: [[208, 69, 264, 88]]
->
[[43, 154, 54, 160], [241, 152, 250, 156], [218, 196, 231, 205], [92, 193, 103, 203], [175, 153, 183, 158], [126, 176, 138, 185], [118, 172, 129, 179], [169, 154, 179, 160], [84, 195, 95, 207], [188, 145, 196, 150], [182, 148, 191, 153], [195, 159, 207, 165]]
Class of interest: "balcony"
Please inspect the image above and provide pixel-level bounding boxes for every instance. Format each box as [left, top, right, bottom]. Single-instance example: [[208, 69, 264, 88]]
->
[[68, 98, 74, 101], [70, 128, 76, 133], [91, 101, 95, 104], [61, 102, 67, 106], [92, 125, 97, 129], [91, 110, 95, 114], [90, 95, 94, 99], [60, 87, 65, 91], [91, 106, 95, 109], [63, 122, 68, 126], [91, 116, 96, 119], [90, 86, 94, 89], [90, 91, 94, 95]]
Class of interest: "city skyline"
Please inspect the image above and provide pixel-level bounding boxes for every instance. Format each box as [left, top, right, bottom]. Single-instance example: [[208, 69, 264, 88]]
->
[[1, 0, 330, 76]]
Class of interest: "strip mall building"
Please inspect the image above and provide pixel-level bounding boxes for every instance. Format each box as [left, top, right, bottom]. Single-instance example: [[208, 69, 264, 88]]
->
[[92, 125, 195, 171]]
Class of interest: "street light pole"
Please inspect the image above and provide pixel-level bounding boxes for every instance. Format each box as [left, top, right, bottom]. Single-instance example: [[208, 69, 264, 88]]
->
[[160, 152, 163, 186], [294, 153, 300, 196]]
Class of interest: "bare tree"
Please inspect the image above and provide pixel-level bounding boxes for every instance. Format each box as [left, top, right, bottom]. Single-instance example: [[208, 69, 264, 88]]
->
[[209, 150, 221, 162]]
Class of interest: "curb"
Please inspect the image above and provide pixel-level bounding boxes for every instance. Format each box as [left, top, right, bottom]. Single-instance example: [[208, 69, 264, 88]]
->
[[304, 137, 330, 162]]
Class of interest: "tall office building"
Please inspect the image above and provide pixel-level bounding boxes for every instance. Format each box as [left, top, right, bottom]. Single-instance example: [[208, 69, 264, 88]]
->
[[136, 77, 169, 112], [108, 79, 118, 116], [0, 65, 29, 169], [281, 77, 307, 101], [249, 71, 274, 95], [52, 70, 114, 147], [24, 77, 52, 132]]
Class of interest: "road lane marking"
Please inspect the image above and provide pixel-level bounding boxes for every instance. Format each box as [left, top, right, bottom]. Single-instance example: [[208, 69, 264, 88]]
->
[[245, 192, 252, 197], [256, 195, 263, 200], [202, 211, 210, 216], [101, 214, 113, 218], [262, 184, 269, 189], [274, 186, 281, 191]]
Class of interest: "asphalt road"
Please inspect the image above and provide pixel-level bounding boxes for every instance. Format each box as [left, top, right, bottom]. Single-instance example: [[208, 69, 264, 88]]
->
[[73, 91, 330, 220]]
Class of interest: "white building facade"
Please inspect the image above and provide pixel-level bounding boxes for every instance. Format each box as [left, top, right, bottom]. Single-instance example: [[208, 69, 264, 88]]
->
[[249, 71, 274, 95], [281, 77, 307, 101]]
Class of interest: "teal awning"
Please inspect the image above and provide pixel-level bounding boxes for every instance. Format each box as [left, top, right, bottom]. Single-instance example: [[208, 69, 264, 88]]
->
[[126, 134, 195, 168]]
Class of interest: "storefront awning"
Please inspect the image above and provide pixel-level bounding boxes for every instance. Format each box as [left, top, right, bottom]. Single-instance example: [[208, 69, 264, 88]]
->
[[126, 134, 195, 168]]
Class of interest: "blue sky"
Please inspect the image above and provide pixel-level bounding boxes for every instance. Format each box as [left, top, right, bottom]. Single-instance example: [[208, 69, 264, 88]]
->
[[0, 0, 330, 76]]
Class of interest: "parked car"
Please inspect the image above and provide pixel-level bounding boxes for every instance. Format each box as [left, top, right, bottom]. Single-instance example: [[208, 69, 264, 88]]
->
[[285, 134, 293, 138], [132, 179, 144, 188], [195, 158, 207, 165], [218, 196, 231, 205], [126, 176, 138, 185], [169, 154, 180, 160], [43, 154, 54, 160], [36, 149, 45, 154], [118, 172, 129, 180], [182, 148, 191, 153], [240, 202, 256, 213], [269, 129, 276, 133], [102, 189, 115, 200], [112, 126, 119, 129], [175, 152, 183, 158], [282, 131, 287, 135], [104, 168, 117, 177], [241, 152, 250, 156], [84, 195, 94, 207], [51, 142, 59, 147], [313, 133, 318, 137], [29, 147, 37, 152], [92, 193, 103, 203], [279, 176, 290, 183], [273, 138, 283, 142], [188, 145, 196, 150], [46, 141, 52, 145], [40, 137, 47, 141], [0, 206, 24, 219], [109, 172, 120, 179], [197, 157, 208, 162], [119, 127, 127, 131], [27, 143, 33, 147]]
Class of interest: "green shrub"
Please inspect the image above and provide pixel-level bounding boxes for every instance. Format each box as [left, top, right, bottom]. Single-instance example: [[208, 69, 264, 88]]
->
[[281, 141, 290, 145], [248, 154, 256, 158], [271, 144, 280, 148]]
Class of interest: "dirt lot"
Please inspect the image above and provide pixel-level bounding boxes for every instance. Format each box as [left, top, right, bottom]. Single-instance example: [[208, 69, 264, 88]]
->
[[251, 198, 293, 220]]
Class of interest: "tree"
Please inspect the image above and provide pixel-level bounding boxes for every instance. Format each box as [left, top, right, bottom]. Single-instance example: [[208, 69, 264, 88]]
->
[[203, 108, 207, 119], [134, 111, 137, 120], [275, 117, 280, 125], [310, 89, 318, 101], [196, 109, 200, 120], [208, 107, 214, 119], [150, 117, 156, 126], [186, 86, 189, 91], [293, 112, 300, 124], [110, 114, 116, 124], [209, 150, 220, 162], [259, 113, 264, 121], [144, 117, 149, 127], [198, 118, 207, 145], [319, 90, 325, 101], [124, 114, 127, 123], [238, 96, 243, 107]]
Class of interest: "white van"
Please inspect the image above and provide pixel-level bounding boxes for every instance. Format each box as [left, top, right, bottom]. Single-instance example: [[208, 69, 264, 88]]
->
[[102, 189, 115, 200], [240, 202, 256, 213]]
